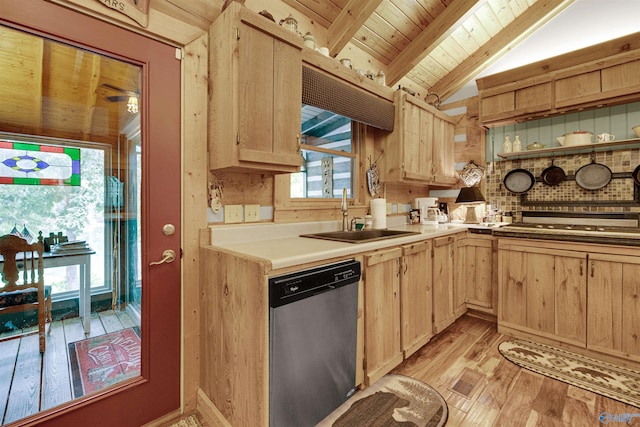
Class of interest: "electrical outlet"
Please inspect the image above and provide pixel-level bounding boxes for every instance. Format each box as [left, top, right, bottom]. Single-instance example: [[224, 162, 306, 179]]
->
[[224, 205, 243, 223], [244, 204, 260, 222]]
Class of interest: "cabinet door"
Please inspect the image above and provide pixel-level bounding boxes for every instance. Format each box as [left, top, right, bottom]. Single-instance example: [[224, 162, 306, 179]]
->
[[400, 241, 433, 358], [554, 70, 601, 108], [461, 237, 494, 311], [401, 96, 432, 181], [237, 24, 302, 168], [431, 114, 457, 185], [432, 235, 456, 333], [498, 246, 527, 328], [363, 247, 403, 385], [554, 255, 587, 345], [499, 241, 587, 347], [588, 253, 640, 360], [525, 252, 555, 334]]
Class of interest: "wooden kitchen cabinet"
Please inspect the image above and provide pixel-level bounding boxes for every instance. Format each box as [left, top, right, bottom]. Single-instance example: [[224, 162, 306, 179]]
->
[[498, 239, 588, 348], [400, 240, 433, 359], [457, 234, 497, 314], [209, 3, 303, 173], [433, 234, 463, 333], [381, 91, 457, 185], [587, 252, 640, 362], [478, 40, 640, 125], [363, 247, 403, 385], [479, 78, 552, 124]]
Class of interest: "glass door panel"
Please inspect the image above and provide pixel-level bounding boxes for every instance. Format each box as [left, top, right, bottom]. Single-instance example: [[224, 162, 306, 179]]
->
[[0, 24, 143, 425]]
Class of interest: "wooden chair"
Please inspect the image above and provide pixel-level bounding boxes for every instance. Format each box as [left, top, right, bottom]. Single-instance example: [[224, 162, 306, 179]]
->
[[0, 234, 51, 352]]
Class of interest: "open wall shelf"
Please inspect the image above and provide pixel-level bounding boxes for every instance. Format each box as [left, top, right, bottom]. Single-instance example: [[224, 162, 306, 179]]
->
[[497, 138, 640, 159]]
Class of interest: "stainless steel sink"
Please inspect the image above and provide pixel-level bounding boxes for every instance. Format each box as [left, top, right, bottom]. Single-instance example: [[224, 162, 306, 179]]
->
[[300, 229, 420, 244]]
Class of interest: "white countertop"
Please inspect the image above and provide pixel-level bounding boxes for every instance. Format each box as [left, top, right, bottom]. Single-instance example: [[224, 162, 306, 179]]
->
[[207, 218, 477, 270]]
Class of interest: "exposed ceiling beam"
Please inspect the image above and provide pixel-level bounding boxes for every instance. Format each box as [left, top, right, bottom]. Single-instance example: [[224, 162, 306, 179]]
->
[[327, 0, 383, 57], [386, 0, 483, 86], [82, 54, 101, 137], [430, 0, 576, 100]]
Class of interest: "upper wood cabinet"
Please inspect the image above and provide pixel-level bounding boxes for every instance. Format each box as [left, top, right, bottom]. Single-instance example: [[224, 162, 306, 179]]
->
[[478, 33, 640, 126], [209, 3, 303, 173], [381, 91, 457, 186], [479, 78, 552, 125]]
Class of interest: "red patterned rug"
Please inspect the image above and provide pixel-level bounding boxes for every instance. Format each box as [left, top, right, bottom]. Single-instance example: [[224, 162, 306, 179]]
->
[[68, 327, 141, 398]]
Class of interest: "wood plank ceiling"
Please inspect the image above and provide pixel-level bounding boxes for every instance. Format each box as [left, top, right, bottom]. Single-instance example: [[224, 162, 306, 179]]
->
[[157, 0, 575, 100], [0, 0, 576, 142]]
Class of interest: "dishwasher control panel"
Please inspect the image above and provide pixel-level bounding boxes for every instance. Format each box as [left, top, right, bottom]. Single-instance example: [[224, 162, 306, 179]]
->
[[269, 260, 361, 307]]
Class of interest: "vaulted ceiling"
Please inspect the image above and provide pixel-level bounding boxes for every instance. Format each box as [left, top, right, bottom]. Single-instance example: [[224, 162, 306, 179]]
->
[[155, 0, 577, 101]]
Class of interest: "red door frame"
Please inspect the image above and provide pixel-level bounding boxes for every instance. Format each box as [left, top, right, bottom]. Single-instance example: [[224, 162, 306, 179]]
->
[[0, 2, 181, 425]]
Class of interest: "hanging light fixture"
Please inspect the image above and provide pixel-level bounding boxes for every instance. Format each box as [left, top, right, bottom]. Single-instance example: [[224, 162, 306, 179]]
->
[[127, 95, 139, 114]]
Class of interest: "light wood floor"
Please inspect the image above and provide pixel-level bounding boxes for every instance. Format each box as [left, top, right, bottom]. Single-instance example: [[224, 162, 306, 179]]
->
[[392, 314, 639, 426], [0, 310, 136, 425]]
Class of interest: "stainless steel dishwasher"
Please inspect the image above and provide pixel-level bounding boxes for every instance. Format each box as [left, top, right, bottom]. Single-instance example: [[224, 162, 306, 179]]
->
[[269, 259, 361, 427]]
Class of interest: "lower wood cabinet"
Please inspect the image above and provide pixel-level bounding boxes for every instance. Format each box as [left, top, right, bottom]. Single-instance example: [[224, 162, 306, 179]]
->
[[498, 238, 640, 365], [433, 235, 462, 333], [587, 252, 640, 361], [400, 240, 433, 359], [498, 241, 586, 348], [363, 232, 464, 384], [457, 234, 496, 314], [363, 247, 403, 386]]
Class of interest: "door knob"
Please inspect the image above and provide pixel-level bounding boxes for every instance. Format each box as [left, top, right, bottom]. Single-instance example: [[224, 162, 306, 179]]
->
[[149, 249, 176, 266]]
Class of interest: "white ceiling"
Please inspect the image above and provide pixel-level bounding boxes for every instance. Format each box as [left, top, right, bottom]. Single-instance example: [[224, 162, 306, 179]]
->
[[449, 0, 640, 102]]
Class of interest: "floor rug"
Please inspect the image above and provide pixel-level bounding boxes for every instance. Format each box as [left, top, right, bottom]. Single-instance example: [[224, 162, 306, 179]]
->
[[168, 414, 202, 427], [317, 374, 448, 427], [499, 338, 640, 408], [68, 327, 141, 398]]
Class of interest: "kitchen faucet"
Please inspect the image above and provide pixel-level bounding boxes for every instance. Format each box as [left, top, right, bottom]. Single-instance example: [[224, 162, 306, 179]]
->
[[341, 188, 349, 231]]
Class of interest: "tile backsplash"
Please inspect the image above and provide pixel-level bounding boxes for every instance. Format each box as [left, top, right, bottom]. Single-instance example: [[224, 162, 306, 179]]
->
[[484, 148, 640, 222]]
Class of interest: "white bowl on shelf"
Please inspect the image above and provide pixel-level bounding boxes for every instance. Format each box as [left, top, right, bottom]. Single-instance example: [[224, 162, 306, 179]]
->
[[632, 126, 640, 138]]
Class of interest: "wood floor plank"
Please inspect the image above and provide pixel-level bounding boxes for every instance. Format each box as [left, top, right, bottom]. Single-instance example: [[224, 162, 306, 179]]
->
[[41, 321, 71, 411], [493, 370, 544, 426], [98, 310, 125, 333], [115, 309, 137, 329], [3, 335, 40, 425], [531, 376, 568, 420], [0, 339, 19, 424]]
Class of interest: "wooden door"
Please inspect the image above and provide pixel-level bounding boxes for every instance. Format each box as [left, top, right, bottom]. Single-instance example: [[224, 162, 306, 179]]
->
[[401, 96, 432, 181], [400, 241, 433, 358], [588, 253, 640, 359], [363, 247, 403, 385], [461, 237, 494, 310], [0, 3, 181, 426], [554, 254, 587, 346], [432, 236, 455, 333], [237, 18, 301, 168]]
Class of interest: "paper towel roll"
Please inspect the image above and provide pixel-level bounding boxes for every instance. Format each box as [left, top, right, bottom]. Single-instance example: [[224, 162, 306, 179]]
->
[[371, 198, 387, 229]]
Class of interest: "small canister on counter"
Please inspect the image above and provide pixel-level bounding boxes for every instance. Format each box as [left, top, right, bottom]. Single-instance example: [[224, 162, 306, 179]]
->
[[365, 214, 373, 229], [503, 212, 513, 223]]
